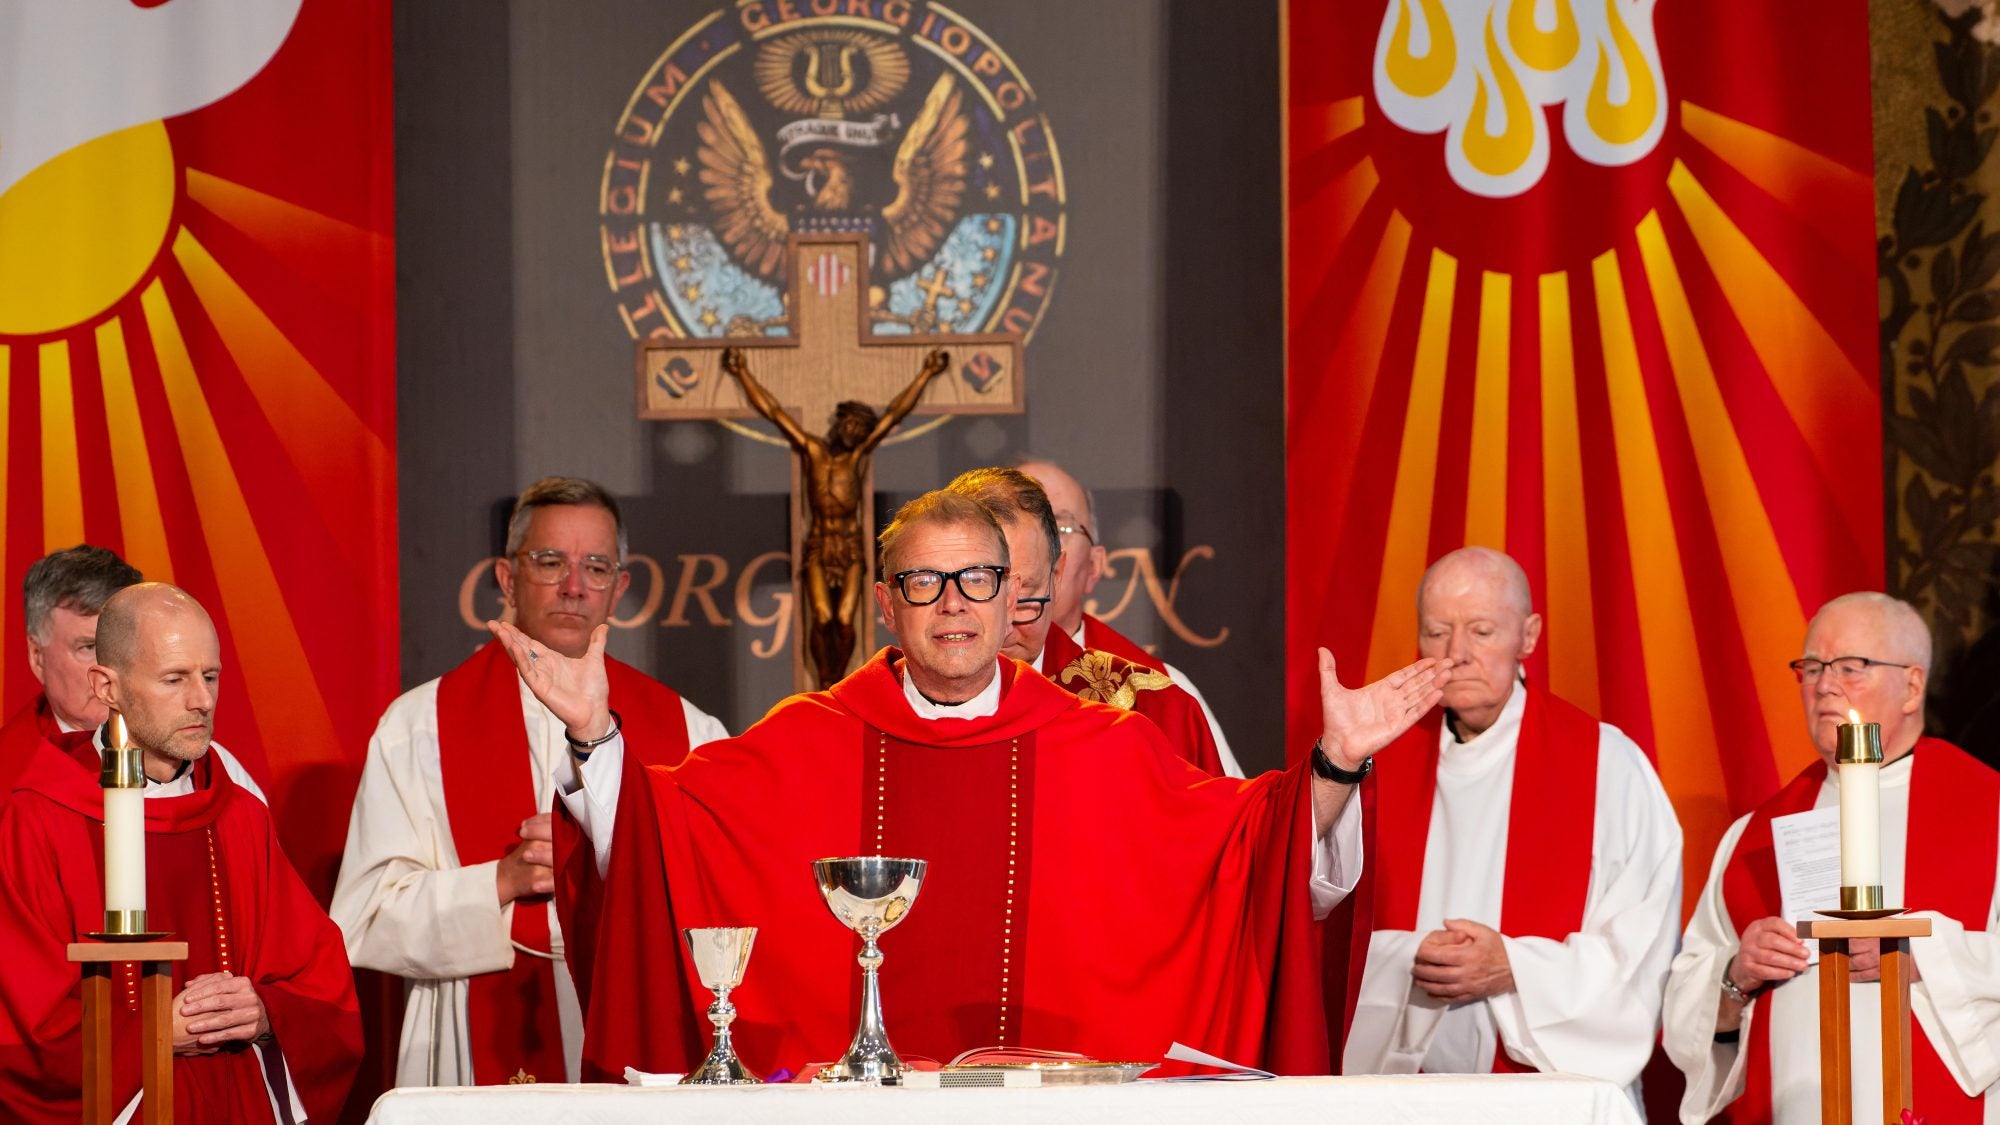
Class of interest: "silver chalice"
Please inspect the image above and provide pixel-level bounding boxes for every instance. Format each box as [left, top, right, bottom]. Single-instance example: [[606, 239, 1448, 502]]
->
[[811, 856, 927, 1085], [679, 926, 761, 1084]]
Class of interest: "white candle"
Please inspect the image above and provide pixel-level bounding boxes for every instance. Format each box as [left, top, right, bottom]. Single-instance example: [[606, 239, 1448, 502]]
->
[[1835, 711, 1883, 892], [103, 786, 146, 913], [1837, 759, 1881, 886]]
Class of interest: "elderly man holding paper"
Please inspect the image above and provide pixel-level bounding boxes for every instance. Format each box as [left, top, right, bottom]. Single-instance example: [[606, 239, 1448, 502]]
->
[[1662, 592, 2000, 1125]]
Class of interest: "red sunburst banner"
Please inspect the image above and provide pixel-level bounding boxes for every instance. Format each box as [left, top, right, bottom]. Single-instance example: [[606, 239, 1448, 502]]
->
[[1285, 0, 1880, 902], [0, 0, 395, 896]]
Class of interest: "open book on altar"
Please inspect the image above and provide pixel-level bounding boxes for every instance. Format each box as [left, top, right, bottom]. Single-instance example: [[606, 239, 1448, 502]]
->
[[897, 1043, 1275, 1087]]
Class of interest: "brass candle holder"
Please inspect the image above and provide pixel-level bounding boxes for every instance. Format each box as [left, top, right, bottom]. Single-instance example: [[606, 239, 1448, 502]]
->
[[88, 712, 166, 942]]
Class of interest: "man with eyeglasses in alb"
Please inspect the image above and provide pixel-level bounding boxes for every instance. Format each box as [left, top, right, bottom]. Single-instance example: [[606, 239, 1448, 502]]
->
[[524, 487, 1449, 1080], [1663, 592, 2000, 1124], [946, 467, 1224, 776], [331, 477, 728, 1087]]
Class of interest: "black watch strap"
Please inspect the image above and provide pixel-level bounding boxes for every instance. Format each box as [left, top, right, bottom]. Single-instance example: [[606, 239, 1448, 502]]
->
[[1311, 740, 1373, 784]]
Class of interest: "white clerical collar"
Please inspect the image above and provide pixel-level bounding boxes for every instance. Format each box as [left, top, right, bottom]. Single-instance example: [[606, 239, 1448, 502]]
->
[[1029, 645, 1045, 675], [900, 661, 1004, 720], [1438, 676, 1528, 763], [144, 763, 198, 797], [1066, 621, 1086, 649], [92, 724, 198, 797], [55, 711, 83, 734]]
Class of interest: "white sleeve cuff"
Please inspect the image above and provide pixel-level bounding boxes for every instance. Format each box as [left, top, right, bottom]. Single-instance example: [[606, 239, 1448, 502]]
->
[[555, 735, 624, 880], [1309, 795, 1364, 918]]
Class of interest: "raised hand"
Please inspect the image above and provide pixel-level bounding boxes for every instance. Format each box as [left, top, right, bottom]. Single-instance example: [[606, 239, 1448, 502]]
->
[[1317, 647, 1447, 768], [487, 619, 612, 742]]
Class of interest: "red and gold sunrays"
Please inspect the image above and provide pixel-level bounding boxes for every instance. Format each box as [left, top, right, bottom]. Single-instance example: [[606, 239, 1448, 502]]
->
[[0, 0, 394, 892], [1286, 0, 1880, 901]]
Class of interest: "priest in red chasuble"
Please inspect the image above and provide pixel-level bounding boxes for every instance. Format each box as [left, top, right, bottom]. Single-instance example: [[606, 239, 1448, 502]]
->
[[1336, 548, 1682, 1102], [1016, 458, 1243, 776], [1665, 592, 2000, 1125], [504, 488, 1446, 1081], [1, 546, 267, 805], [331, 476, 728, 1086], [0, 584, 360, 1123], [946, 466, 1224, 776]]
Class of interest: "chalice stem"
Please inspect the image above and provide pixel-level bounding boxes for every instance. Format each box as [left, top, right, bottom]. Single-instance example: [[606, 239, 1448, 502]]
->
[[834, 933, 904, 1079]]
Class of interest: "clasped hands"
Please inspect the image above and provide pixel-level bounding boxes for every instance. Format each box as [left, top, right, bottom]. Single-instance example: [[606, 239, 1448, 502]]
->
[[1412, 919, 1516, 1002], [172, 973, 269, 1055], [1731, 916, 1918, 993]]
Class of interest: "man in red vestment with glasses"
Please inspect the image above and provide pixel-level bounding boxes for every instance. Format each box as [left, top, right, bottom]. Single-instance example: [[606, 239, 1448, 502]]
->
[[501, 488, 1447, 1080], [332, 477, 727, 1086], [0, 584, 360, 1123]]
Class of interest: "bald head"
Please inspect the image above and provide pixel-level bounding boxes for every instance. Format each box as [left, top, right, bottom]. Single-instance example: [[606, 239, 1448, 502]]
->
[[94, 583, 215, 672], [1418, 547, 1533, 618], [1015, 458, 1104, 634], [1417, 547, 1541, 738], [1806, 592, 1931, 673], [1016, 458, 1095, 534], [88, 583, 221, 777], [1799, 591, 1931, 764]]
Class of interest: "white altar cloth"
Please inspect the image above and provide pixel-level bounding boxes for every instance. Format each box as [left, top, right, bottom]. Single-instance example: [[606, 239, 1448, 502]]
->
[[367, 1073, 1643, 1124]]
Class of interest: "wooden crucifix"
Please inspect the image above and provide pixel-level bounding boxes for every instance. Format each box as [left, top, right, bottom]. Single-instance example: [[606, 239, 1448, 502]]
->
[[636, 232, 1025, 689]]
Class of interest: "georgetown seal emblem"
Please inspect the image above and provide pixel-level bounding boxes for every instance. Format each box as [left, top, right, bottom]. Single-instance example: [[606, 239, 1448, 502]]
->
[[601, 0, 1065, 371]]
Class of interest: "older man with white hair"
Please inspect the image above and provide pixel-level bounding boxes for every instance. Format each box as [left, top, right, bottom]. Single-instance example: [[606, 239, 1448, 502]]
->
[[1338, 546, 1682, 1107], [1664, 592, 2000, 1125]]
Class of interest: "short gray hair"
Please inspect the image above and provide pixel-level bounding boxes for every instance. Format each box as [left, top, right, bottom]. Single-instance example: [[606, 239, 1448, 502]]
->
[[878, 490, 1010, 574], [503, 477, 628, 562], [23, 545, 144, 643]]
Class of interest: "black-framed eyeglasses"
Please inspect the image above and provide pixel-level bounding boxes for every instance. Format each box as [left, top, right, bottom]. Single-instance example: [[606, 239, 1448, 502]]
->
[[514, 549, 621, 591], [1012, 596, 1051, 625], [1787, 655, 1914, 684], [1056, 521, 1094, 545], [890, 565, 1009, 605]]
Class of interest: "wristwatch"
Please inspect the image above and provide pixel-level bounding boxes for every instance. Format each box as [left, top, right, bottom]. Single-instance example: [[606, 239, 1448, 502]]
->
[[1311, 740, 1373, 784], [1719, 954, 1757, 1004]]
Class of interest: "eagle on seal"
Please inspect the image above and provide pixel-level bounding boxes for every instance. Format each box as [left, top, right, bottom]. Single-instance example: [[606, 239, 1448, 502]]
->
[[695, 72, 970, 282]]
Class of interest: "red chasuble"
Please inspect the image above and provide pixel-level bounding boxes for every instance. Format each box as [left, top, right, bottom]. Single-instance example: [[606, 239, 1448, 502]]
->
[[0, 734, 361, 1123], [434, 639, 690, 1084], [1720, 738, 2000, 1125], [1082, 613, 1169, 674], [568, 649, 1329, 1081], [1334, 684, 1601, 1073], [0, 695, 59, 797], [1040, 626, 1224, 776]]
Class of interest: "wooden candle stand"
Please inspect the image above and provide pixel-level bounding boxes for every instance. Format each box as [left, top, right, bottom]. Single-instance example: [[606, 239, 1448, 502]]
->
[[1796, 916, 1931, 1125], [68, 940, 188, 1125]]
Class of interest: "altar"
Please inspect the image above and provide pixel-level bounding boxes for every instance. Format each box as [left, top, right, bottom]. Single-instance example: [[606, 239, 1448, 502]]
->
[[367, 1073, 1643, 1125]]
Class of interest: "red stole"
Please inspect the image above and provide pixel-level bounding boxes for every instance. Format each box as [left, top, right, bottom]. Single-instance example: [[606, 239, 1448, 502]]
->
[[1081, 614, 1169, 673], [434, 640, 690, 1084], [1344, 685, 1601, 1073], [1720, 738, 2000, 1125], [1039, 626, 1224, 776]]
